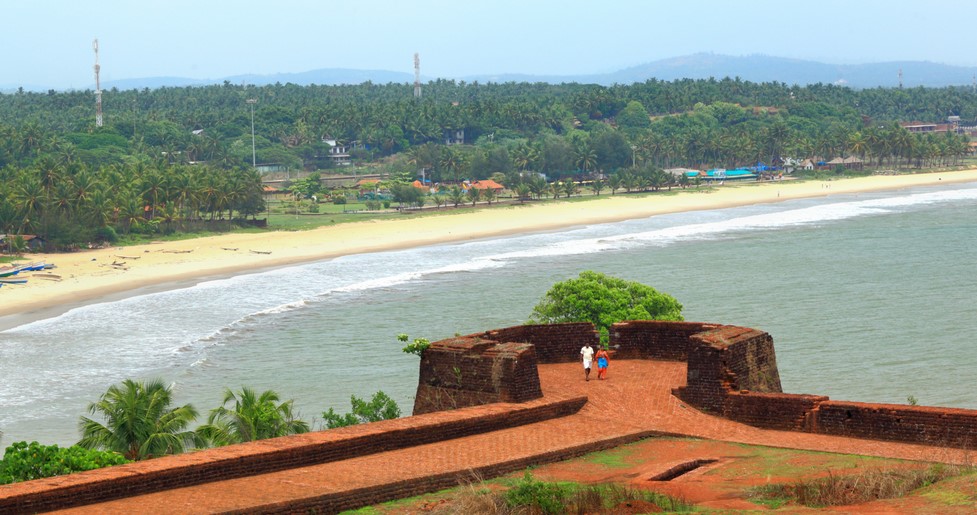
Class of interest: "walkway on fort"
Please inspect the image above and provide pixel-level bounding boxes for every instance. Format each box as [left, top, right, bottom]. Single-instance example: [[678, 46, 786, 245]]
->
[[54, 360, 966, 514]]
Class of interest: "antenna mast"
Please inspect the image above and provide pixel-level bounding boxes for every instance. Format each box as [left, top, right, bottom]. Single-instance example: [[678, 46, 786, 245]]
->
[[93, 38, 103, 127], [413, 53, 421, 98], [898, 67, 903, 89]]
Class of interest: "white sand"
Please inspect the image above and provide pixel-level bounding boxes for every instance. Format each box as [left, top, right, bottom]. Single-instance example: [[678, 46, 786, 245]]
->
[[3, 170, 976, 325]]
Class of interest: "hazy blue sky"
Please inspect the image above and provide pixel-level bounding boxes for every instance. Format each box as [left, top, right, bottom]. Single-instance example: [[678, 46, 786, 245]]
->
[[6, 0, 977, 89]]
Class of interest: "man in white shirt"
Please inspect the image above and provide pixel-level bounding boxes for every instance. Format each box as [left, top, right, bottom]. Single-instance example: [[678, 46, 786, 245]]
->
[[580, 342, 594, 381]]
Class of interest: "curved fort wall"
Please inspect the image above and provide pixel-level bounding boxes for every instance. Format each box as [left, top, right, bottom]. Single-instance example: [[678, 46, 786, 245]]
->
[[414, 320, 977, 447]]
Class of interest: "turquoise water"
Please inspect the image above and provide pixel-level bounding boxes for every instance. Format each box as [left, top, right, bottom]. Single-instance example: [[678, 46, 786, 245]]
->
[[2, 181, 977, 446]]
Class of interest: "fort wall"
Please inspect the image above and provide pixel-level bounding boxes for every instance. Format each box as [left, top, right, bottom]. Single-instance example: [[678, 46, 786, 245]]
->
[[7, 319, 977, 513], [0, 396, 586, 513], [412, 321, 977, 453], [412, 336, 543, 415]]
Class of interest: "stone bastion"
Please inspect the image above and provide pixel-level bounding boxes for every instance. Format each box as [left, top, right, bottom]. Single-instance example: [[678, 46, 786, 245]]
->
[[416, 320, 977, 448]]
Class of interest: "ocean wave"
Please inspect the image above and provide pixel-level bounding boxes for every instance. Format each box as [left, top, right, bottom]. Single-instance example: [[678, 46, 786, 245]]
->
[[188, 299, 311, 348]]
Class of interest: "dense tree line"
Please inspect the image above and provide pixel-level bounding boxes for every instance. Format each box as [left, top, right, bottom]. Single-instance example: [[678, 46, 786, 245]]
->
[[1, 78, 973, 247]]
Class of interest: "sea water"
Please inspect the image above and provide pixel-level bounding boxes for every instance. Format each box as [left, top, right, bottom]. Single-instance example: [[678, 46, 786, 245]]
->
[[2, 181, 977, 447]]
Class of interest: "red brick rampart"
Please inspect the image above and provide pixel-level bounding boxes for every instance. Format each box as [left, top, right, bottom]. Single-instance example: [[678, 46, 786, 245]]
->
[[811, 401, 977, 449], [610, 321, 719, 361], [417, 321, 977, 452], [0, 396, 587, 514], [8, 320, 977, 513], [412, 336, 544, 415], [674, 324, 783, 413], [482, 322, 599, 363], [661, 322, 977, 449]]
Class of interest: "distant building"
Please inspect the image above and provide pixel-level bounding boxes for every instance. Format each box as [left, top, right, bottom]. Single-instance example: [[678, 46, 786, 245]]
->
[[471, 179, 505, 192], [255, 163, 288, 173], [664, 167, 699, 178], [900, 116, 963, 134], [322, 138, 352, 166], [443, 128, 465, 146]]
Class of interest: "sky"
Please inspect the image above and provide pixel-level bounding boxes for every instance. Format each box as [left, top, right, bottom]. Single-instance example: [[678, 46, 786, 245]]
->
[[6, 0, 977, 90]]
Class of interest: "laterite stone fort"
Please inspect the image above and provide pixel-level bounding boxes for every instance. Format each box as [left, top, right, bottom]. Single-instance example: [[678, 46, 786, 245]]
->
[[3, 320, 976, 513]]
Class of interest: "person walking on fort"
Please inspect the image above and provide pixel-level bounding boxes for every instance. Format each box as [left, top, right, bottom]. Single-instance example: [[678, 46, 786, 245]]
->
[[595, 345, 609, 380], [580, 342, 594, 381]]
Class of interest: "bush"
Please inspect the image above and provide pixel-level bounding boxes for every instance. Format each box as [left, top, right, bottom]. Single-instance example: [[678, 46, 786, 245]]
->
[[504, 472, 573, 514], [0, 441, 129, 484], [95, 226, 119, 243], [322, 391, 401, 429], [495, 473, 693, 514]]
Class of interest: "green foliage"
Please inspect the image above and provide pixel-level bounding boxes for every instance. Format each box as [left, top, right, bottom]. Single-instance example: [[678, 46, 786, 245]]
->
[[77, 378, 200, 460], [398, 333, 431, 356], [616, 100, 651, 130], [1, 77, 973, 250], [322, 391, 401, 429], [94, 225, 119, 243], [196, 387, 310, 447], [503, 472, 573, 514], [0, 441, 129, 484], [529, 271, 683, 342]]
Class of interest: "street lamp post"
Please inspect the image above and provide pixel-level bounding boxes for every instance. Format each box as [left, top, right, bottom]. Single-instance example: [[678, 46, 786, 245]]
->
[[246, 99, 257, 168]]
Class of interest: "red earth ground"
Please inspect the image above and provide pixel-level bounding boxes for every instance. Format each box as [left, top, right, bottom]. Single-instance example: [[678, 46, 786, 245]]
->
[[361, 437, 977, 514]]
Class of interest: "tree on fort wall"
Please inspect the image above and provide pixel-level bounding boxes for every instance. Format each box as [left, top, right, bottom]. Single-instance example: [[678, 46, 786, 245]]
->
[[528, 270, 683, 342]]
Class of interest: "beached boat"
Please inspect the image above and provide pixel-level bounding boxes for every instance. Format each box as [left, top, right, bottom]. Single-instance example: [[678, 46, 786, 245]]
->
[[0, 278, 28, 285]]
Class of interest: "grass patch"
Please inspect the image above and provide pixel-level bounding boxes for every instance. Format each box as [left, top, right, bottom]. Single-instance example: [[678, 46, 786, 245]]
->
[[578, 443, 638, 469], [430, 471, 694, 514], [716, 443, 897, 479], [750, 464, 973, 508]]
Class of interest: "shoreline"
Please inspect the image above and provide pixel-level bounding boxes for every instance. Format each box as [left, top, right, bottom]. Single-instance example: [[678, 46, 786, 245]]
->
[[3, 170, 977, 329]]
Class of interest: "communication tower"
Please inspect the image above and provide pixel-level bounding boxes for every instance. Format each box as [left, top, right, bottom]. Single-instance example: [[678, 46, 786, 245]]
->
[[93, 39, 103, 127], [413, 53, 421, 98], [898, 68, 903, 89]]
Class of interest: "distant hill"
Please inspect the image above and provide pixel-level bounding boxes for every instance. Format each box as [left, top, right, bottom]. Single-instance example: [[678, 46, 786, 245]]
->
[[596, 54, 977, 89], [7, 54, 977, 92], [470, 54, 977, 89]]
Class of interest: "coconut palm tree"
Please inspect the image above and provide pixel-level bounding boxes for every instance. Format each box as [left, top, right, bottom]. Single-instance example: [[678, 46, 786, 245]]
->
[[197, 387, 309, 446], [78, 378, 199, 460]]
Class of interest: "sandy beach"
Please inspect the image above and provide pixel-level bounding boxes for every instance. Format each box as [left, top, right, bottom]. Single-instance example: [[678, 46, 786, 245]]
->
[[3, 170, 977, 327]]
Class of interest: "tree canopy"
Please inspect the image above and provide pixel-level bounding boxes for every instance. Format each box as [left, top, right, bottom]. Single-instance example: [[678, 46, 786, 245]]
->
[[529, 271, 683, 342], [322, 391, 401, 429], [195, 387, 310, 446], [77, 378, 200, 460], [2, 77, 974, 250]]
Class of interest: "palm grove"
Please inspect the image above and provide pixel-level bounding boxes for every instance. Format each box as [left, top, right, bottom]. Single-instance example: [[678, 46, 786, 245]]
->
[[2, 78, 974, 249]]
